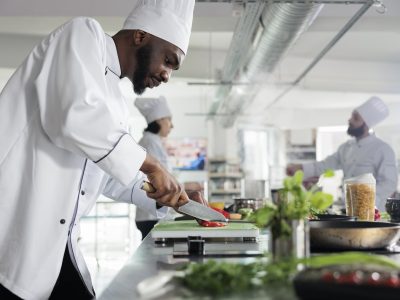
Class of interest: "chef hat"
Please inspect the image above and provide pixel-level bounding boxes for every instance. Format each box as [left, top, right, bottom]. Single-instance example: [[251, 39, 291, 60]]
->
[[135, 96, 172, 124], [355, 96, 389, 128], [122, 0, 195, 55]]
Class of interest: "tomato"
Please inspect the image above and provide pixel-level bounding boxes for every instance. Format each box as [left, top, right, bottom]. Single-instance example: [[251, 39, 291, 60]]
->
[[199, 220, 227, 227], [382, 275, 400, 287], [321, 272, 335, 282], [336, 271, 362, 284], [366, 272, 381, 285], [210, 207, 230, 219], [374, 208, 381, 221]]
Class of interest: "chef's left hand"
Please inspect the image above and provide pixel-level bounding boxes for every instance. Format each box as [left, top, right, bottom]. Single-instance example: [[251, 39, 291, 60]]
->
[[186, 190, 208, 206]]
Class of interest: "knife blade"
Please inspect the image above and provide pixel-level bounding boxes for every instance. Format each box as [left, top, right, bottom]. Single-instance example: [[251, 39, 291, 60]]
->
[[140, 181, 227, 222]]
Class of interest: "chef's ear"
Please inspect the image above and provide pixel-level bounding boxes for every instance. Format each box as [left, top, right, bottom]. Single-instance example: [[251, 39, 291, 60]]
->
[[132, 30, 149, 46]]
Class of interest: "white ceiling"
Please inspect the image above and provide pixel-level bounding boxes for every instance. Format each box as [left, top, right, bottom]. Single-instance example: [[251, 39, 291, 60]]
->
[[1, 0, 400, 128]]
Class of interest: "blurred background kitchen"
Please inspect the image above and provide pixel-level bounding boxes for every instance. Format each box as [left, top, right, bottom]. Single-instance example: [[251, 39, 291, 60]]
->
[[1, 0, 399, 293]]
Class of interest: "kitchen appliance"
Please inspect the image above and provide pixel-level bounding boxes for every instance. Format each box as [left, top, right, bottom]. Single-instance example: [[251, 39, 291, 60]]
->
[[310, 221, 400, 250]]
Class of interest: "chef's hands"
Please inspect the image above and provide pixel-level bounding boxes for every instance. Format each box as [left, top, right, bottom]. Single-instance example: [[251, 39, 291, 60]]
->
[[286, 163, 303, 176], [186, 190, 208, 206], [140, 154, 189, 209]]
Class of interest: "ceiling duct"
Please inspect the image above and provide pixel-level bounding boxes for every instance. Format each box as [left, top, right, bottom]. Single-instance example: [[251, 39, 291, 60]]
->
[[213, 2, 323, 127]]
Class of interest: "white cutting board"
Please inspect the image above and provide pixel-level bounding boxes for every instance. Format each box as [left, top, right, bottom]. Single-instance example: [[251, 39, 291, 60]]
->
[[151, 220, 259, 239]]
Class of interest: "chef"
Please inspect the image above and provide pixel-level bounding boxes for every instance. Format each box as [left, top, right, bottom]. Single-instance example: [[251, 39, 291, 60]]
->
[[134, 96, 174, 238], [0, 0, 195, 299], [287, 96, 398, 211]]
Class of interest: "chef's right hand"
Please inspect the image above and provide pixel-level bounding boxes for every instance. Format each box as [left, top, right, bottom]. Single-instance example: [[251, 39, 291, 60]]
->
[[140, 154, 189, 209], [286, 164, 303, 176]]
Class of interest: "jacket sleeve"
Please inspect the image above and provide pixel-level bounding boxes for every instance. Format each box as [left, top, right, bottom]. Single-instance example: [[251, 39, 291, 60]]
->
[[34, 18, 145, 186], [375, 144, 398, 211], [102, 172, 168, 219], [302, 145, 343, 179]]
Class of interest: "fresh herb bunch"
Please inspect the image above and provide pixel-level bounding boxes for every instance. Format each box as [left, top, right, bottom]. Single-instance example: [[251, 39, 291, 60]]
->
[[179, 252, 400, 296], [249, 170, 334, 238]]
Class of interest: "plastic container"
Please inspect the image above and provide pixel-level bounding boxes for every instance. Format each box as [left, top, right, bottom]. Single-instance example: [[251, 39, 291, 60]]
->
[[344, 173, 376, 221]]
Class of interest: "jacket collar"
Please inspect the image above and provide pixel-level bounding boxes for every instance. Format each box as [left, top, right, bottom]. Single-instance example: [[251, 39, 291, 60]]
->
[[105, 34, 121, 78], [356, 134, 375, 147]]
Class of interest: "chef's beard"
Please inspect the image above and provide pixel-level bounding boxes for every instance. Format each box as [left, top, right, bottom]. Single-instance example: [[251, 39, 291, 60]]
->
[[347, 124, 365, 137], [132, 44, 152, 95]]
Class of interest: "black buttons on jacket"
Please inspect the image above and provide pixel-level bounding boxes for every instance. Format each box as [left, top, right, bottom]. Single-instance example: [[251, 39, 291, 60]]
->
[[81, 190, 85, 196], [60, 219, 66, 224]]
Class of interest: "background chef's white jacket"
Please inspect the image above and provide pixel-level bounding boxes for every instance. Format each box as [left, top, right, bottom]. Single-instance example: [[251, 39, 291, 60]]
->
[[0, 17, 166, 299], [136, 131, 172, 221], [302, 135, 398, 211]]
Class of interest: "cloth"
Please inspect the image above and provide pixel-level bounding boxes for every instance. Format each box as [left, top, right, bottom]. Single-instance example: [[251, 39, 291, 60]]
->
[[355, 96, 389, 128], [123, 0, 195, 55], [0, 18, 167, 299], [135, 96, 172, 124], [136, 131, 172, 221], [302, 135, 398, 211]]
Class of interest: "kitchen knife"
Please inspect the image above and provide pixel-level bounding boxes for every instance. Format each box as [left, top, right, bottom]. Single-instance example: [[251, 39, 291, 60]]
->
[[141, 181, 227, 222]]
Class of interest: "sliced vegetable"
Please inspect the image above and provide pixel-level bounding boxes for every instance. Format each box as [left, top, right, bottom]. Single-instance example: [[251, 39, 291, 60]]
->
[[198, 220, 226, 227]]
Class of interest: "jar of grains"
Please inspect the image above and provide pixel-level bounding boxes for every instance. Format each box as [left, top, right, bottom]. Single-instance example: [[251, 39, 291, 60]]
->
[[344, 173, 376, 221]]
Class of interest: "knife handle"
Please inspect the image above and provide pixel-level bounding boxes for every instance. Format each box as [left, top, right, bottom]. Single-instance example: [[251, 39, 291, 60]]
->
[[141, 181, 156, 193]]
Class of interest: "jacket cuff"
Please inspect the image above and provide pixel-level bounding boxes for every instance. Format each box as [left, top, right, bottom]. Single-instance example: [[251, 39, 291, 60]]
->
[[96, 134, 146, 186], [302, 163, 315, 179]]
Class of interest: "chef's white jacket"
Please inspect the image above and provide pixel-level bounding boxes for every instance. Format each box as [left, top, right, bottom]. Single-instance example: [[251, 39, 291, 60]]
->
[[136, 132, 172, 221], [303, 135, 398, 211], [0, 17, 166, 299]]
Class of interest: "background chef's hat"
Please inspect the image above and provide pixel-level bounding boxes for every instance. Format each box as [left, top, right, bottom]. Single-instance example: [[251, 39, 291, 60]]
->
[[122, 0, 195, 55], [355, 96, 389, 128], [135, 96, 172, 124]]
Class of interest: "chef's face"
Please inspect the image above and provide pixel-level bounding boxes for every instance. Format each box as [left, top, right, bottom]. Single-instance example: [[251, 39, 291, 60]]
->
[[130, 32, 184, 95], [157, 117, 173, 138], [347, 110, 366, 137]]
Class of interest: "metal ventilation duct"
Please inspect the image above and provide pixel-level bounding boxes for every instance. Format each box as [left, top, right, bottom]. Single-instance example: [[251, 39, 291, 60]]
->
[[215, 3, 323, 127]]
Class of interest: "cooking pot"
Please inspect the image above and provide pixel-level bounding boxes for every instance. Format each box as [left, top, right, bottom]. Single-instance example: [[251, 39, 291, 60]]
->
[[310, 221, 400, 250], [233, 198, 264, 212]]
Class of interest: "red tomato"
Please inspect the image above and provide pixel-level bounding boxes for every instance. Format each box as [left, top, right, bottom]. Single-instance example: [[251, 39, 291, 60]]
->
[[375, 208, 381, 221], [199, 220, 227, 227], [210, 207, 230, 219], [322, 272, 335, 282], [382, 276, 400, 287], [336, 271, 362, 284]]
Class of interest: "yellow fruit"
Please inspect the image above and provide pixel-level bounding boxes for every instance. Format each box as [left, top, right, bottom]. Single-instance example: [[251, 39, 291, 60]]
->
[[209, 202, 225, 210]]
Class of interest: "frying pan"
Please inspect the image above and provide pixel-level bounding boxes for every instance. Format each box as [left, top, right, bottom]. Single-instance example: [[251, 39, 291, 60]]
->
[[310, 221, 400, 250], [313, 214, 356, 221]]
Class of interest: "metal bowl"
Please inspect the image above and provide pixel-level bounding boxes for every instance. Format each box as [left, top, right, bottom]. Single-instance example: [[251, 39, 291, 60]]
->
[[310, 221, 400, 250]]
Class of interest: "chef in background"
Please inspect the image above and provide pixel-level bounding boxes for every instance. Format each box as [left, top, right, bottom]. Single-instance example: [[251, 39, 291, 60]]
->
[[287, 96, 398, 211], [0, 0, 196, 299], [134, 96, 174, 238]]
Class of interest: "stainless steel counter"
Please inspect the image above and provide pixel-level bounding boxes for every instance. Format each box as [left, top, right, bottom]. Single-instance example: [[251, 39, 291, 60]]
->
[[98, 233, 400, 300], [98, 233, 293, 300]]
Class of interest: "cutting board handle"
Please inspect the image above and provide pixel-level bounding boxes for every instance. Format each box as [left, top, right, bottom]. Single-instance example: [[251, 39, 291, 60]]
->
[[141, 181, 156, 193]]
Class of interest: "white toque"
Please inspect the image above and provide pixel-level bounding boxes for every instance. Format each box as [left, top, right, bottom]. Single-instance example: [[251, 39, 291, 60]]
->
[[355, 96, 389, 128], [135, 96, 172, 124], [122, 0, 195, 55]]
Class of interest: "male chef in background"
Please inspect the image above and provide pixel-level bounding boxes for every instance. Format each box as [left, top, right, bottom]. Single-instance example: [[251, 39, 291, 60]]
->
[[0, 0, 195, 299], [287, 96, 398, 211]]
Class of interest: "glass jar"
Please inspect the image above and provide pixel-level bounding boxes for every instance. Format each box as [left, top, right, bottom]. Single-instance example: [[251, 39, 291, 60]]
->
[[344, 173, 376, 221]]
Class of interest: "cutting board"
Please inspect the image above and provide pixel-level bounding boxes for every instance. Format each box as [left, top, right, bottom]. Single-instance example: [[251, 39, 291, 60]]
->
[[151, 220, 259, 239]]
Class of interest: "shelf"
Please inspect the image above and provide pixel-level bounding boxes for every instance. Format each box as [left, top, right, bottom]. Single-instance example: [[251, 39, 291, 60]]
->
[[209, 173, 243, 178], [211, 189, 241, 194], [286, 147, 316, 153]]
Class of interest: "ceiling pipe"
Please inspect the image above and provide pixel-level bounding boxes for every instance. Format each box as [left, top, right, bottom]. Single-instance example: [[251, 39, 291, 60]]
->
[[216, 2, 323, 127]]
